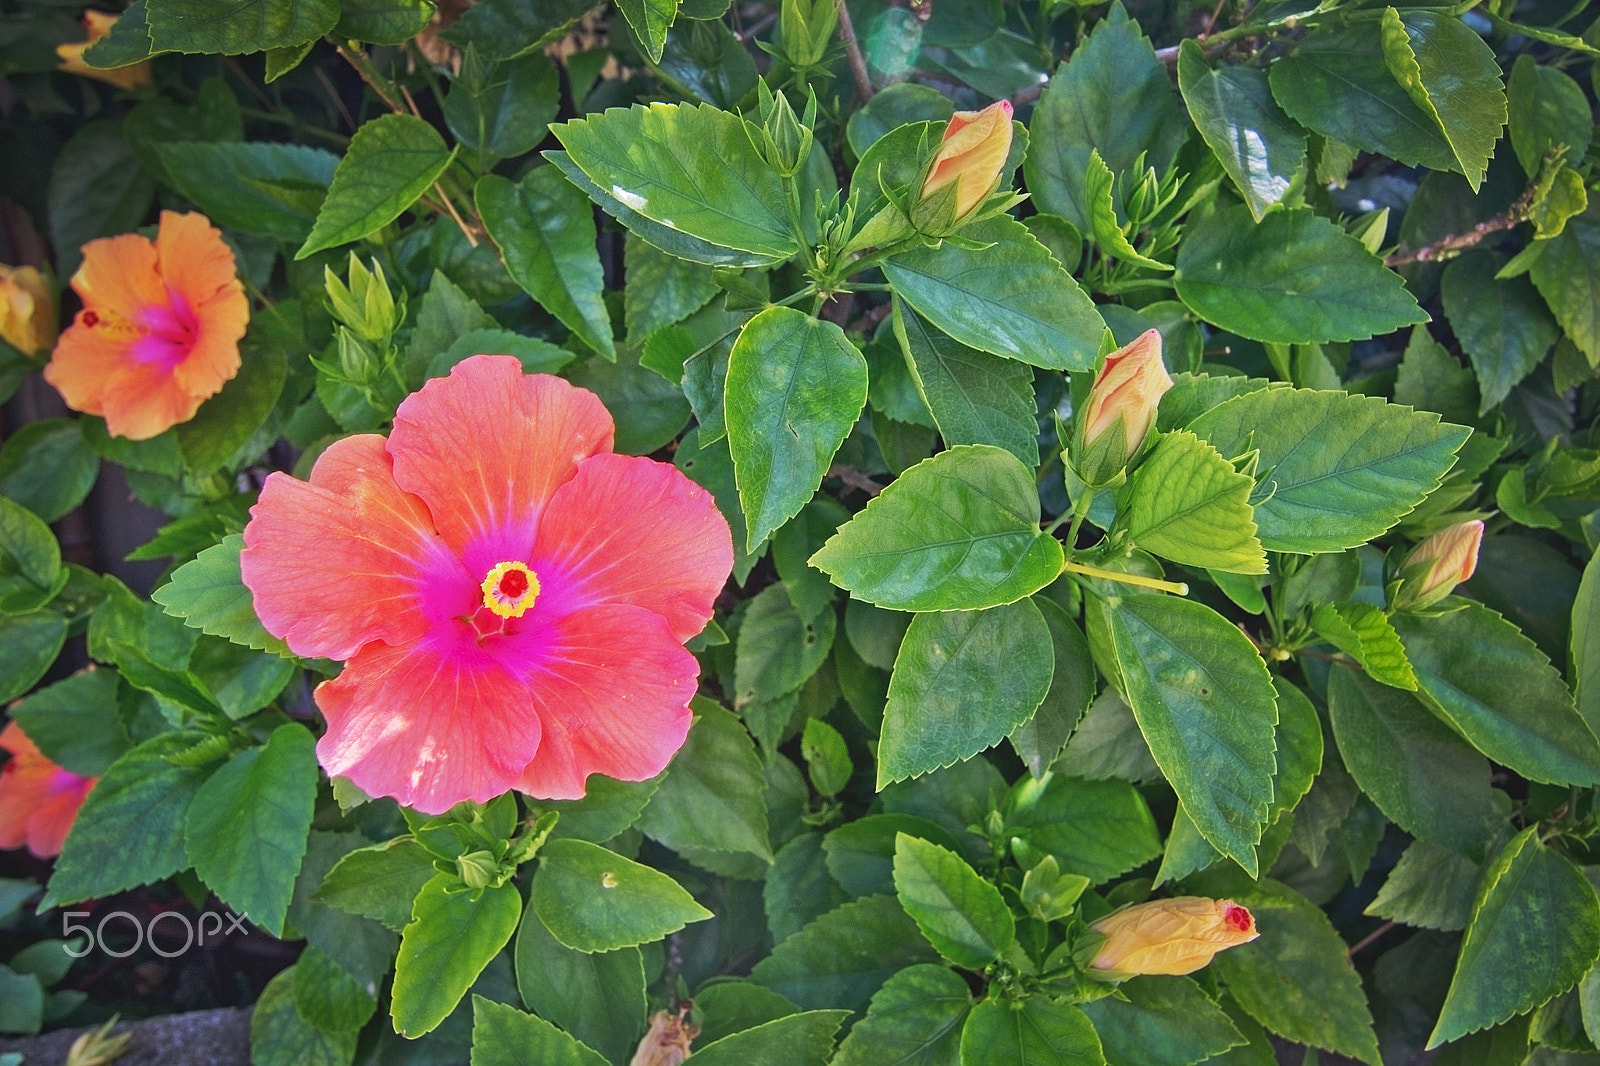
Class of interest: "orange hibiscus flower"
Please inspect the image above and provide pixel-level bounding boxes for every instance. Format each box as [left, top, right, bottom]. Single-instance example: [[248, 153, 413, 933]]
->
[[0, 721, 96, 859], [45, 211, 249, 440]]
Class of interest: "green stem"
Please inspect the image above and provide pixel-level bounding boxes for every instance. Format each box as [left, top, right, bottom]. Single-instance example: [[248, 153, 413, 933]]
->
[[238, 107, 349, 145]]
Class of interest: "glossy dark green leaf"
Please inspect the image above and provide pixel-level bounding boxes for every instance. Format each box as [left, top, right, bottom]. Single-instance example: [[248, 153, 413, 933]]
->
[[47, 122, 156, 278], [811, 446, 1063, 612], [1394, 325, 1477, 423], [394, 877, 522, 1038], [885, 216, 1103, 371], [314, 837, 437, 932], [1023, 1, 1188, 230], [1004, 774, 1161, 884], [1178, 42, 1305, 221], [725, 305, 866, 550], [514, 906, 645, 1065], [824, 814, 964, 898], [0, 495, 60, 614], [1430, 828, 1600, 1047], [832, 963, 969, 1066], [477, 167, 613, 358], [847, 84, 955, 156], [1080, 976, 1245, 1066], [1186, 387, 1468, 553], [959, 996, 1105, 1066], [0, 420, 97, 524], [178, 331, 288, 475], [1123, 429, 1265, 575], [1365, 838, 1482, 932], [442, 0, 596, 60], [751, 895, 939, 1011], [765, 833, 847, 942], [335, 0, 433, 41], [565, 352, 689, 454], [1530, 206, 1600, 367], [469, 996, 609, 1066], [156, 142, 335, 242], [147, 0, 339, 53], [1379, 8, 1506, 189], [184, 723, 317, 936], [531, 838, 711, 952], [1507, 54, 1593, 180], [892, 834, 1014, 970], [637, 701, 772, 861], [1328, 669, 1497, 856], [1105, 594, 1277, 875], [1212, 879, 1382, 1064], [734, 583, 834, 707], [1441, 252, 1558, 412], [623, 233, 718, 347], [878, 600, 1053, 788], [250, 969, 357, 1066], [7, 669, 127, 777], [1176, 205, 1427, 344], [152, 534, 290, 655], [0, 614, 66, 705], [48, 732, 214, 906], [687, 1010, 848, 1066], [444, 53, 560, 170], [894, 302, 1038, 468], [675, 427, 763, 584], [552, 103, 796, 261], [1269, 23, 1457, 173], [1394, 602, 1600, 786], [1008, 597, 1095, 777], [298, 114, 456, 259]]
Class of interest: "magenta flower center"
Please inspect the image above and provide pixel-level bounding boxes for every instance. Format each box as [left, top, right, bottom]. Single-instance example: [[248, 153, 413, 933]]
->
[[131, 287, 200, 371]]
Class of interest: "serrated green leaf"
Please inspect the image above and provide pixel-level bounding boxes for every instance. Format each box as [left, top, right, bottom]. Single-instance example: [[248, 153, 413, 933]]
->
[[1105, 594, 1278, 875], [1441, 251, 1558, 412], [1008, 597, 1095, 777], [891, 834, 1014, 969], [250, 969, 357, 1066], [1123, 430, 1265, 575], [824, 815, 964, 898], [1186, 387, 1468, 553], [884, 215, 1103, 371], [394, 877, 522, 1038], [529, 774, 664, 845], [1178, 42, 1305, 221], [1393, 325, 1477, 426], [293, 944, 378, 1032], [476, 167, 614, 358], [552, 103, 795, 261], [765, 834, 847, 942], [444, 52, 559, 170], [1083, 151, 1169, 271], [7, 669, 128, 777], [751, 895, 939, 1011], [1430, 828, 1600, 1047], [298, 114, 456, 259], [877, 600, 1053, 788], [514, 907, 645, 1065], [469, 996, 609, 1066], [1004, 774, 1161, 884], [726, 305, 866, 551], [1530, 206, 1600, 367], [1379, 9, 1506, 189], [314, 837, 437, 932], [637, 701, 772, 861], [1365, 838, 1482, 932], [152, 534, 291, 655], [688, 1009, 848, 1066], [1328, 668, 1497, 856], [693, 982, 799, 1047], [1577, 550, 1600, 736], [831, 963, 970, 1066], [1175, 205, 1427, 344], [811, 446, 1063, 612], [336, 0, 434, 42], [48, 732, 214, 906], [959, 996, 1105, 1066], [1211, 879, 1382, 1064], [1309, 601, 1417, 690], [530, 838, 711, 952], [1080, 975, 1245, 1066], [623, 232, 718, 347], [734, 583, 834, 707], [1394, 602, 1600, 786], [156, 142, 336, 241], [615, 0, 677, 61], [147, 0, 339, 54], [442, 0, 597, 60], [185, 723, 317, 936]]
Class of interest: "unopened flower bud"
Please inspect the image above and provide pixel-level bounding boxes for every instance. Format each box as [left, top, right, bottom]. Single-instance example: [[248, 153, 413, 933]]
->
[[1073, 329, 1172, 486], [0, 265, 56, 356], [1389, 519, 1484, 612], [56, 12, 153, 92], [757, 82, 814, 178], [456, 849, 500, 891], [915, 100, 1014, 229], [1090, 896, 1258, 978], [779, 0, 838, 70], [326, 254, 400, 343]]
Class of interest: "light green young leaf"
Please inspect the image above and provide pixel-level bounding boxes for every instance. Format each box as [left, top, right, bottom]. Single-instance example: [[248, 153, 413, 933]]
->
[[1123, 430, 1265, 575], [1379, 8, 1507, 189], [298, 114, 456, 259], [393, 876, 522, 1038], [1082, 151, 1170, 271], [615, 0, 678, 61], [891, 834, 1015, 970], [1309, 602, 1417, 690], [530, 838, 711, 953]]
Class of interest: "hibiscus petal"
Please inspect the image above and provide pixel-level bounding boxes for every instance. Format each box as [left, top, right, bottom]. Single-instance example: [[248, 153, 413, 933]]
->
[[512, 603, 698, 800], [99, 360, 211, 441], [388, 356, 615, 580], [242, 435, 475, 660], [532, 453, 732, 641], [70, 232, 165, 322], [314, 632, 545, 815], [156, 212, 248, 400], [26, 779, 92, 859], [0, 762, 48, 850]]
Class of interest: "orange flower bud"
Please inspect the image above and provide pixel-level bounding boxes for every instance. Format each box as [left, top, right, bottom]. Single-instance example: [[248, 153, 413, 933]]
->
[[1390, 519, 1484, 612], [57, 12, 153, 92], [1073, 329, 1172, 486], [1090, 896, 1259, 978], [919, 100, 1014, 222], [0, 265, 56, 356]]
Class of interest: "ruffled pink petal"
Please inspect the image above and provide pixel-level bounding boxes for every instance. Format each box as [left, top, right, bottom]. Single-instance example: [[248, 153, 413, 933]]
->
[[314, 632, 546, 815], [531, 453, 732, 641], [512, 604, 699, 800], [387, 356, 615, 581], [242, 435, 476, 660]]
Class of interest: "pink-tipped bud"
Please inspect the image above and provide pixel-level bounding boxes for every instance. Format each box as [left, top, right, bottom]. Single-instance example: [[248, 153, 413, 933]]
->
[[1073, 329, 1172, 486], [0, 265, 55, 356], [918, 100, 1014, 223], [1390, 519, 1484, 612], [1089, 896, 1259, 978]]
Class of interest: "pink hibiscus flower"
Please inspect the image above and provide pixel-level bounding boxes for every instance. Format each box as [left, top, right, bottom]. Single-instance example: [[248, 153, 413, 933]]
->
[[240, 355, 733, 814]]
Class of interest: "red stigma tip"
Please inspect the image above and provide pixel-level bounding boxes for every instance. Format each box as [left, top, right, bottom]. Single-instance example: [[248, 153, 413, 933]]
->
[[81, 311, 98, 327], [1224, 904, 1251, 932], [498, 569, 529, 599]]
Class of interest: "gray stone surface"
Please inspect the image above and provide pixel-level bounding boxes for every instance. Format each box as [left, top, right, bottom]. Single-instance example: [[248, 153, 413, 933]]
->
[[0, 1007, 250, 1066]]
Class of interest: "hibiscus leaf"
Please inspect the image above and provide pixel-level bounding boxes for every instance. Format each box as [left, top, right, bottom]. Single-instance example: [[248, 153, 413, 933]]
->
[[637, 700, 773, 861], [147, 0, 339, 54], [1178, 41, 1305, 221], [959, 996, 1104, 1066], [830, 964, 971, 1066], [393, 876, 522, 1038], [469, 995, 609, 1066], [152, 534, 291, 655], [530, 838, 712, 952], [298, 114, 456, 260], [751, 895, 940, 1011], [513, 907, 646, 1065], [681, 1010, 850, 1066], [891, 833, 1015, 970]]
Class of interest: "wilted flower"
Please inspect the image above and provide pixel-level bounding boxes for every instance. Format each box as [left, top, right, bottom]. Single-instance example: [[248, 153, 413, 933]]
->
[[241, 355, 733, 815], [1090, 896, 1258, 977], [1073, 328, 1172, 486], [1389, 519, 1484, 612], [0, 721, 96, 859], [917, 100, 1014, 224], [0, 265, 56, 356], [44, 211, 249, 440], [628, 1007, 698, 1066], [56, 12, 153, 92]]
